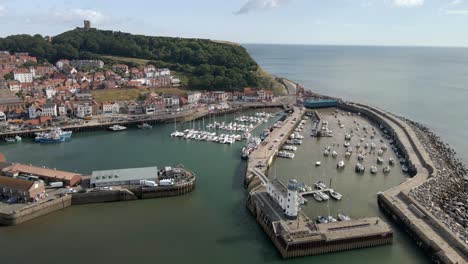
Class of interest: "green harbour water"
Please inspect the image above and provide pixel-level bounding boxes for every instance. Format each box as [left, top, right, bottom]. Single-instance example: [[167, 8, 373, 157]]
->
[[0, 109, 429, 264]]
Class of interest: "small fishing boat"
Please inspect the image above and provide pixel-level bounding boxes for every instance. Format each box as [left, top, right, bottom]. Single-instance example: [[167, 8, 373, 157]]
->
[[318, 191, 330, 201], [316, 215, 328, 224], [389, 158, 395, 166], [323, 150, 330, 157], [355, 163, 365, 173], [370, 166, 378, 174], [383, 165, 391, 174], [402, 165, 409, 173], [337, 160, 345, 169], [313, 193, 323, 202], [338, 214, 351, 221], [357, 154, 364, 161], [137, 123, 152, 129], [314, 180, 327, 190], [315, 161, 321, 166], [329, 189, 343, 200], [327, 216, 338, 223], [331, 151, 338, 158]]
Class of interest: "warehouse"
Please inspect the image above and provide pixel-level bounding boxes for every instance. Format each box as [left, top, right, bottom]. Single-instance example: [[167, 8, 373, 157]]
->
[[90, 166, 159, 187], [1, 163, 82, 186]]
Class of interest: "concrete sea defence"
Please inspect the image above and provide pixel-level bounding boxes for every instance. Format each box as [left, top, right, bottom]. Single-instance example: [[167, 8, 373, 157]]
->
[[1, 172, 196, 225], [0, 196, 72, 226], [336, 101, 467, 263]]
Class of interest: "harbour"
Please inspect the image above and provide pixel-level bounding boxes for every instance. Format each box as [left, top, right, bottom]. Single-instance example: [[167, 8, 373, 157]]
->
[[0, 108, 429, 264]]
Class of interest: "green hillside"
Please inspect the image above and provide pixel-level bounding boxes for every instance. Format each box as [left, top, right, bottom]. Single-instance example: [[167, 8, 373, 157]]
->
[[0, 28, 276, 91]]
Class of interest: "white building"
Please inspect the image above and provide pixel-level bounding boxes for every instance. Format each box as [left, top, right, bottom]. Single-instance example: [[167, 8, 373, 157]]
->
[[102, 102, 120, 115], [56, 60, 70, 70], [13, 70, 33, 83], [75, 103, 93, 118], [40, 103, 57, 117], [187, 92, 201, 104], [163, 96, 180, 107], [159, 68, 170, 76], [267, 179, 299, 220], [58, 104, 67, 117], [0, 111, 6, 122], [28, 105, 38, 119], [144, 104, 156, 115], [8, 82, 21, 93], [90, 166, 159, 187], [45, 87, 57, 99]]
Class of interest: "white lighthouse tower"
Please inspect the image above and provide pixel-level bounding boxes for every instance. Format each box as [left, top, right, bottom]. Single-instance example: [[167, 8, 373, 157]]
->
[[285, 179, 299, 219]]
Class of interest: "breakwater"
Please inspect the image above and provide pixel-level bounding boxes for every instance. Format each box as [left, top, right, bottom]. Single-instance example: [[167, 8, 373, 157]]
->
[[336, 101, 467, 263], [1, 173, 196, 226], [243, 83, 467, 262]]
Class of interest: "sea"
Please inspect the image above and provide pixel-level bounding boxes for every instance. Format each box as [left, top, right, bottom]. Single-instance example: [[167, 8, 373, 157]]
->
[[245, 44, 468, 162], [2, 45, 467, 264]]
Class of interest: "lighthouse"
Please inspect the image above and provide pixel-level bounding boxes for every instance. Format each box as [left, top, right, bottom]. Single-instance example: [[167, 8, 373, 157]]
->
[[285, 179, 299, 219]]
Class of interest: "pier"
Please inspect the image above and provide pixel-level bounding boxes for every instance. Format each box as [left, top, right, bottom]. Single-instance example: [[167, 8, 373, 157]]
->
[[245, 106, 305, 187]]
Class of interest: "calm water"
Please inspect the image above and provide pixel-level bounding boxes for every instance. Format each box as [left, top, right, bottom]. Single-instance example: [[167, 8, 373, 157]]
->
[[245, 44, 468, 162], [0, 110, 428, 264]]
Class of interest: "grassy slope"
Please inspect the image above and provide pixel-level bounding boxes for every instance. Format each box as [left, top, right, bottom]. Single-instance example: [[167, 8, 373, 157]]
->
[[101, 55, 286, 95]]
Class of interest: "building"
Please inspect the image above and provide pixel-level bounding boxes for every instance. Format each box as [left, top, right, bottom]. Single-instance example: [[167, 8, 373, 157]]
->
[[84, 20, 91, 30], [56, 59, 70, 70], [101, 102, 120, 115], [40, 103, 57, 117], [0, 111, 6, 122], [187, 92, 201, 104], [0, 176, 45, 203], [1, 163, 81, 186], [13, 68, 33, 83], [90, 166, 159, 187], [303, 99, 338, 109], [267, 179, 299, 219], [75, 103, 93, 118], [69, 60, 104, 69], [163, 95, 180, 108]]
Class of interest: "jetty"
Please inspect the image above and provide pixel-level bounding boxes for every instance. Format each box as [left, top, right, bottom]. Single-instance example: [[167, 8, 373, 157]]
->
[[245, 106, 305, 187]]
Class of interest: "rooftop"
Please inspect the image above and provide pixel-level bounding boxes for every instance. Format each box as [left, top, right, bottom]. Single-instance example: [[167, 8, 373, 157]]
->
[[91, 166, 159, 185]]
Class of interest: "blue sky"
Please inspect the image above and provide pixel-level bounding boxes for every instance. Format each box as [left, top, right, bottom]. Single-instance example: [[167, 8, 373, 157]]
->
[[0, 0, 467, 47]]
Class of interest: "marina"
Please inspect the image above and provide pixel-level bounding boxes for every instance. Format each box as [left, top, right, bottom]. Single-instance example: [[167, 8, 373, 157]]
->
[[0, 107, 430, 263]]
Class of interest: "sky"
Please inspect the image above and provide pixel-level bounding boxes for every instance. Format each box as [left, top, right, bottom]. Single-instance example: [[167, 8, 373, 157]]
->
[[0, 0, 468, 47]]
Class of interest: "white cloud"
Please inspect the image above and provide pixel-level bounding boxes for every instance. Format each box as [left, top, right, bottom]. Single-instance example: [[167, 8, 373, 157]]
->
[[50, 8, 109, 25], [235, 0, 289, 15], [449, 0, 463, 5], [393, 0, 424, 7], [444, 9, 468, 15]]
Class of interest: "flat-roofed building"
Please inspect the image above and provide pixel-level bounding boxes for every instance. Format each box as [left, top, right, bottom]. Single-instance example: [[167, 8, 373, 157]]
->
[[90, 166, 159, 187], [1, 163, 81, 186], [0, 176, 45, 203]]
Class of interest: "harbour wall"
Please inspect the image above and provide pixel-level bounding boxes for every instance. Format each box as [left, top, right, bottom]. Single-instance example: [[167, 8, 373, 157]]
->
[[0, 196, 72, 226], [0, 103, 285, 140], [335, 101, 467, 263], [71, 189, 138, 205]]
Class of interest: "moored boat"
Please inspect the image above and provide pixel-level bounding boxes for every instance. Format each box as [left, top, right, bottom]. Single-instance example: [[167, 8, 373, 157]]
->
[[329, 189, 343, 200], [108, 125, 127, 131], [338, 214, 351, 221]]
